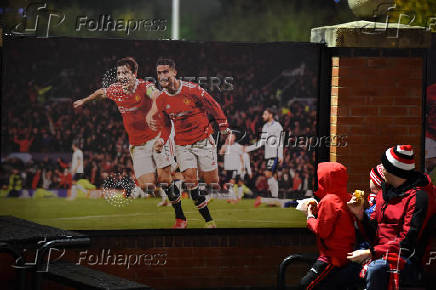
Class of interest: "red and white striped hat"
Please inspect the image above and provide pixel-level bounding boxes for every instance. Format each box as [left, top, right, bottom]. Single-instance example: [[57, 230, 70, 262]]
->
[[381, 145, 415, 179], [370, 164, 385, 189]]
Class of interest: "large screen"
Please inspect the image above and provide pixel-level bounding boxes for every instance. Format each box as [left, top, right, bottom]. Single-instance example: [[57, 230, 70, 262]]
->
[[1, 37, 322, 229]]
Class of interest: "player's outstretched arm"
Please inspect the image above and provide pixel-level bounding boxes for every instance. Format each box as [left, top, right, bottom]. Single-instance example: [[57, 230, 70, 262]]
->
[[195, 86, 229, 134], [73, 88, 106, 108], [145, 91, 161, 131]]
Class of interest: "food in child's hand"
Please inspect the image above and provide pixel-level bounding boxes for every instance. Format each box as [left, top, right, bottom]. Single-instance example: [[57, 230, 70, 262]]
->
[[350, 190, 365, 206]]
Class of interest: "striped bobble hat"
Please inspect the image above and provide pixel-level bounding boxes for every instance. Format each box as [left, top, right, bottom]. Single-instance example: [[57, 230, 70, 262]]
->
[[381, 145, 415, 179], [370, 164, 385, 189]]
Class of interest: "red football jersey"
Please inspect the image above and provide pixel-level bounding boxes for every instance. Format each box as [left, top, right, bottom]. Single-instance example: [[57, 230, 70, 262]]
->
[[156, 81, 228, 146], [105, 79, 168, 146]]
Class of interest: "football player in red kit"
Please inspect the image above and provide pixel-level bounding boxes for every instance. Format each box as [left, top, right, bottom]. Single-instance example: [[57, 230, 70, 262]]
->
[[147, 58, 230, 228], [73, 57, 180, 226]]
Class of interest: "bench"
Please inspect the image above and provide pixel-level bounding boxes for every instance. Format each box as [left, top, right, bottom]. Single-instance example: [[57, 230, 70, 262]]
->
[[43, 261, 152, 290], [276, 253, 429, 290]]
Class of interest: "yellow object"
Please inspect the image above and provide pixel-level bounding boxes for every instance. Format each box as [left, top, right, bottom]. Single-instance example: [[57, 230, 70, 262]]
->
[[352, 190, 365, 205]]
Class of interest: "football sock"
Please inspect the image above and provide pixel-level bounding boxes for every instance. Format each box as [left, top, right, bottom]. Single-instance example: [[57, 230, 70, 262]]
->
[[163, 182, 185, 220], [267, 177, 279, 198], [191, 187, 212, 222], [71, 184, 77, 199]]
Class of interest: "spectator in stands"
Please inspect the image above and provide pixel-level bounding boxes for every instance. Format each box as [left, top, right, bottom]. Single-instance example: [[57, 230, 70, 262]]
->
[[8, 169, 23, 197]]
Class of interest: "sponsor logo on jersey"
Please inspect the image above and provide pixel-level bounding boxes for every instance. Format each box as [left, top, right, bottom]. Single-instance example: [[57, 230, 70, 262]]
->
[[135, 95, 141, 102], [183, 98, 191, 105]]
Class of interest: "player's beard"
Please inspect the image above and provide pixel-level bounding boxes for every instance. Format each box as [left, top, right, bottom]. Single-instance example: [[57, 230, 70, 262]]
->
[[159, 77, 170, 89]]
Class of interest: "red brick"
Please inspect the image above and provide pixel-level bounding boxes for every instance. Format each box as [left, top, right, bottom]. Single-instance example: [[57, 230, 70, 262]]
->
[[379, 106, 408, 116], [378, 126, 409, 136], [346, 135, 373, 144], [407, 87, 422, 97], [409, 68, 423, 80], [337, 117, 366, 126], [371, 116, 395, 126], [408, 126, 422, 136], [367, 58, 390, 68], [340, 96, 367, 106], [367, 95, 395, 105], [336, 87, 353, 97], [408, 106, 421, 116], [338, 57, 368, 68], [398, 79, 422, 88], [332, 66, 339, 77], [332, 57, 339, 67], [331, 86, 338, 96], [333, 124, 351, 135], [332, 76, 339, 87], [338, 106, 349, 117], [350, 106, 378, 116], [378, 87, 408, 97], [339, 76, 367, 88], [349, 125, 378, 135], [369, 77, 398, 87], [352, 87, 378, 97], [392, 58, 422, 67], [392, 117, 421, 125], [394, 96, 421, 106]]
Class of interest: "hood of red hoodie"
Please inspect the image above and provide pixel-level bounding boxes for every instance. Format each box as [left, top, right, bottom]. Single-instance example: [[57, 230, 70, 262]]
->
[[316, 162, 350, 203]]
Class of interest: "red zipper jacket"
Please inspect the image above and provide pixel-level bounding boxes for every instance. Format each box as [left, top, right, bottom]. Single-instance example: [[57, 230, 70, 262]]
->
[[366, 171, 434, 261], [307, 162, 356, 267]]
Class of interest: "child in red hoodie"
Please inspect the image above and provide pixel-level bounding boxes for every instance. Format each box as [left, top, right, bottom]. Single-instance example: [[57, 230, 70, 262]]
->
[[301, 162, 360, 289]]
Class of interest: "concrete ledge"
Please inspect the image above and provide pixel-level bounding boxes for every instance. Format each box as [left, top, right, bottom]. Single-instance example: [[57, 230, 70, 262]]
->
[[311, 21, 431, 48]]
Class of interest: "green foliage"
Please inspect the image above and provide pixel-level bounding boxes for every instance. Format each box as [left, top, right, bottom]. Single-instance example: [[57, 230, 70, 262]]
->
[[395, 0, 436, 28], [192, 0, 356, 42]]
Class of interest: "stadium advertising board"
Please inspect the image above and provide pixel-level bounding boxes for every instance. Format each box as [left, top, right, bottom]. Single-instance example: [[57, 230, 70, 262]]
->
[[1, 37, 324, 229]]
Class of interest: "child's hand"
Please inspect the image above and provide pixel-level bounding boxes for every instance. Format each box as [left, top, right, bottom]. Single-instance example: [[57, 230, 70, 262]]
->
[[307, 202, 318, 217], [347, 249, 371, 264], [347, 196, 364, 220]]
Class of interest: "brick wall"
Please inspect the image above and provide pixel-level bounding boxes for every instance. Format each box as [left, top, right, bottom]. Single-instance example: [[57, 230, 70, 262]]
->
[[330, 56, 423, 191], [1, 230, 317, 290]]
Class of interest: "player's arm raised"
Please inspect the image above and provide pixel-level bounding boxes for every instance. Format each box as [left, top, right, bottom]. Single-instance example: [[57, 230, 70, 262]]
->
[[73, 88, 106, 108], [195, 86, 230, 135]]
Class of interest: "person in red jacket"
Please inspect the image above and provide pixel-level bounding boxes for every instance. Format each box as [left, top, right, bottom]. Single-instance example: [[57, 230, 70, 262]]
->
[[347, 145, 434, 290], [301, 162, 360, 289]]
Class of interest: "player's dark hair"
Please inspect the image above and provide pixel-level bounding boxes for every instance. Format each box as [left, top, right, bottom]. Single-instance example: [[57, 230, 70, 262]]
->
[[72, 139, 80, 148], [265, 107, 275, 115], [117, 57, 138, 74], [156, 58, 176, 69]]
